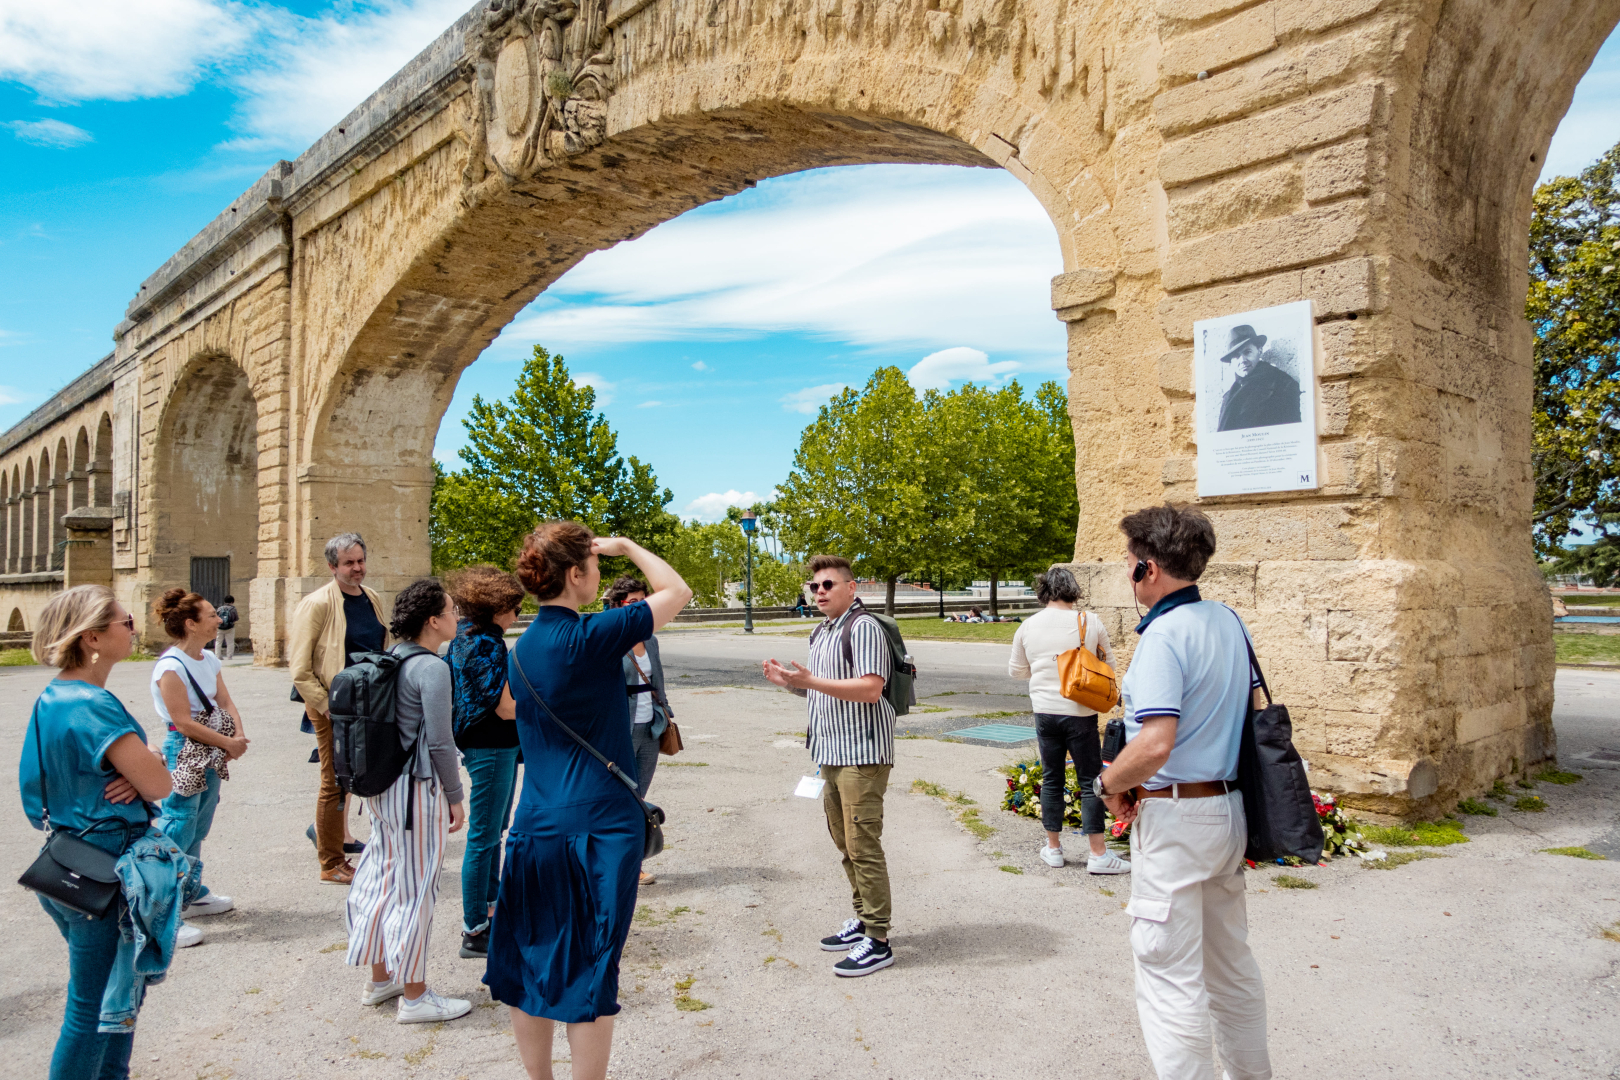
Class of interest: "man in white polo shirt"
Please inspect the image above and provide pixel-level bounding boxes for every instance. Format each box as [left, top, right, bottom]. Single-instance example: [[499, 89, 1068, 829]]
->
[[1095, 504, 1271, 1080]]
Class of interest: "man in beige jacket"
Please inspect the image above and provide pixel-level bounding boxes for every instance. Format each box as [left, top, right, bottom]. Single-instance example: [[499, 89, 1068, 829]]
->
[[290, 532, 390, 884]]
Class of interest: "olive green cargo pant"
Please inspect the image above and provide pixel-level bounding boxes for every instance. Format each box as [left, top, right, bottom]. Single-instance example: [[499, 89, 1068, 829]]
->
[[821, 763, 892, 939]]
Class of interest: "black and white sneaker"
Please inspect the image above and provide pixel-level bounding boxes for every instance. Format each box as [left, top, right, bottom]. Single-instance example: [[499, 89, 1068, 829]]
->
[[820, 917, 866, 951], [833, 937, 894, 977]]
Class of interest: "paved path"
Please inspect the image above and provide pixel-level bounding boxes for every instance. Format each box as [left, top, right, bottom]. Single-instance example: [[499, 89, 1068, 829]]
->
[[2, 638, 1618, 1078]]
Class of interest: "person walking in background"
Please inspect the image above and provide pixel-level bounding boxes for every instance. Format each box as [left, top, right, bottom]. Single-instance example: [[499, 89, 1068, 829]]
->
[[446, 564, 525, 961], [603, 574, 675, 887], [290, 532, 388, 885], [762, 554, 897, 978], [150, 588, 250, 949], [20, 586, 176, 1080], [491, 523, 690, 1080], [1097, 504, 1270, 1080], [213, 595, 238, 660], [345, 578, 471, 1023], [1008, 567, 1130, 875]]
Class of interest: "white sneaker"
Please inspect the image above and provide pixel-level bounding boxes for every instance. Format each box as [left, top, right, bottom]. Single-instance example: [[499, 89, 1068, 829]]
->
[[1039, 845, 1065, 868], [1088, 852, 1132, 875], [182, 894, 234, 918], [362, 979, 404, 1006], [396, 989, 472, 1024], [175, 922, 203, 948]]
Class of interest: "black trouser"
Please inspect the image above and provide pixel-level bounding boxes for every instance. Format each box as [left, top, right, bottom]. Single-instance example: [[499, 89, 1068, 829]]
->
[[1035, 712, 1105, 836]]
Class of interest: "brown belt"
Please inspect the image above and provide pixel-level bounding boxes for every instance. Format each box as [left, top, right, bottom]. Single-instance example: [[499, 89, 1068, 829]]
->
[[1132, 780, 1235, 800]]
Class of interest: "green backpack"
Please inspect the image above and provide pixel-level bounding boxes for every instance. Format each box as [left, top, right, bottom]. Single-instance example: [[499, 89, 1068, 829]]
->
[[811, 601, 918, 716]]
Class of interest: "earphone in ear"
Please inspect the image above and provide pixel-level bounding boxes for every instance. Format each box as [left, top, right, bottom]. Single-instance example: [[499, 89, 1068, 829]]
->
[[1132, 559, 1149, 583]]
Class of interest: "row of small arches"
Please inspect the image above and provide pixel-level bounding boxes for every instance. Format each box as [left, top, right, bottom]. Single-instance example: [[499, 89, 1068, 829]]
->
[[1, 413, 113, 577]]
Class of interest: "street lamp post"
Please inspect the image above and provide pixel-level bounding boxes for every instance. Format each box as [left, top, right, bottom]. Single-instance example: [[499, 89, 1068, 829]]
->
[[740, 510, 757, 634]]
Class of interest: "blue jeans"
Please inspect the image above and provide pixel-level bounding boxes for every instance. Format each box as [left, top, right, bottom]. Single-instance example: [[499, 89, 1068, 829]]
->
[[460, 747, 519, 934], [159, 731, 220, 906], [40, 895, 134, 1080]]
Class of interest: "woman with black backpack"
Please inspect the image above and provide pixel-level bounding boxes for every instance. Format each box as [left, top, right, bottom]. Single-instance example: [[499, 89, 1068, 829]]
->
[[343, 579, 470, 1024]]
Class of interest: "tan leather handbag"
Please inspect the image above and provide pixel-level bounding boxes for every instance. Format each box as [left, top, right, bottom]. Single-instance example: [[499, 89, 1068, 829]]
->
[[1057, 610, 1120, 714]]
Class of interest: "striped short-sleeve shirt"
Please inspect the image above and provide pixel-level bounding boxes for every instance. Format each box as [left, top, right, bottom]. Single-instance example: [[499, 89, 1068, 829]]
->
[[805, 602, 895, 767]]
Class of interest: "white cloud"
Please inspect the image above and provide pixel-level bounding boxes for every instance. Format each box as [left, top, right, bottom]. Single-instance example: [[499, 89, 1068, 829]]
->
[[780, 383, 847, 415], [691, 360, 709, 371], [7, 119, 93, 147], [683, 489, 760, 522], [571, 371, 613, 405], [498, 165, 1067, 366], [0, 0, 254, 101], [907, 346, 1022, 392], [636, 400, 663, 408], [0, 385, 28, 405]]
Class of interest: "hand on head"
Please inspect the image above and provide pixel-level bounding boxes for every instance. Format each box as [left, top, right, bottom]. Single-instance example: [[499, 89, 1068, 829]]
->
[[590, 536, 633, 558]]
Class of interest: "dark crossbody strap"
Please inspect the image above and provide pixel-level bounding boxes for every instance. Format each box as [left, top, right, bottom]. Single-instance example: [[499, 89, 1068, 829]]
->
[[1225, 606, 1272, 706], [627, 651, 670, 716], [509, 653, 654, 814], [174, 653, 219, 712]]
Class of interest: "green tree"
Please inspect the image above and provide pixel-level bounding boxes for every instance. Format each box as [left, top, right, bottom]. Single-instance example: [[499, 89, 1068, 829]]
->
[[776, 367, 933, 614], [1529, 141, 1620, 554], [933, 379, 1078, 614], [663, 519, 747, 608], [1546, 515, 1620, 586], [430, 345, 677, 572]]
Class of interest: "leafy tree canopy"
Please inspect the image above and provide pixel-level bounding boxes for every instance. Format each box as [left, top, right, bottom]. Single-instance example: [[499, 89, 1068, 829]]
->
[[1530, 141, 1620, 554]]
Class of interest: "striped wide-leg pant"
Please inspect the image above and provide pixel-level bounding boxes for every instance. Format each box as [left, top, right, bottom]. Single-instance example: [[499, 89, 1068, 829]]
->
[[345, 774, 447, 984]]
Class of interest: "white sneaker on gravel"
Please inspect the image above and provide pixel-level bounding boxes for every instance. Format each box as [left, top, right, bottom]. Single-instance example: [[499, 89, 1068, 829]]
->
[[175, 922, 203, 948], [397, 989, 472, 1024], [182, 894, 234, 918], [1088, 852, 1132, 875], [1039, 845, 1065, 868], [362, 979, 404, 1006]]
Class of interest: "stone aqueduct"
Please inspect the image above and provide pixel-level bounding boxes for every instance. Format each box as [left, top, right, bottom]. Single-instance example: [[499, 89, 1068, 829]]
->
[[1, 0, 1615, 814]]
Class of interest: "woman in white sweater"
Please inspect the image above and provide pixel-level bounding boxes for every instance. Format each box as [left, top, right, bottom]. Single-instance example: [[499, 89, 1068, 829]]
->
[[1007, 568, 1131, 874]]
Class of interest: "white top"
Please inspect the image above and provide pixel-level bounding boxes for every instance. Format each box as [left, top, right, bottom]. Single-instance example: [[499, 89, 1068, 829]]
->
[[150, 646, 222, 726], [1120, 599, 1259, 788], [1007, 606, 1115, 716], [628, 654, 654, 725]]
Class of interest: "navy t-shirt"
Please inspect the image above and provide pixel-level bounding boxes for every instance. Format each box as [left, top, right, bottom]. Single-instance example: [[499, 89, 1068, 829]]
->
[[507, 602, 654, 828], [343, 589, 386, 664]]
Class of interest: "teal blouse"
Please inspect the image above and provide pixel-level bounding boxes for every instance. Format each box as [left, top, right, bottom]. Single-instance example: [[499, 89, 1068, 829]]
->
[[19, 679, 152, 840]]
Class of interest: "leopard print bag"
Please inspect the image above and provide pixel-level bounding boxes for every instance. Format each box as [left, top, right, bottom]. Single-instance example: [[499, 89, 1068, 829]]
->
[[170, 658, 234, 797]]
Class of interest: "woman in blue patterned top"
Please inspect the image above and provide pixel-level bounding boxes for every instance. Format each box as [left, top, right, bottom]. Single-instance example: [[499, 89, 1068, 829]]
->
[[19, 585, 175, 1080], [446, 565, 526, 961]]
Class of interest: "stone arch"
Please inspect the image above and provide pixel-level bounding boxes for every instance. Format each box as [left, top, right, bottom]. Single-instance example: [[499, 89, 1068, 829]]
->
[[50, 437, 69, 570], [71, 427, 90, 512], [20, 459, 34, 574], [6, 466, 18, 575], [92, 412, 112, 507], [148, 352, 259, 647], [0, 469, 8, 574], [6, 608, 21, 632]]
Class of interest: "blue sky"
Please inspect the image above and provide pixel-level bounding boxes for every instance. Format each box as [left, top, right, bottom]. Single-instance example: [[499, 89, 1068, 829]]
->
[[2, 3, 1617, 522]]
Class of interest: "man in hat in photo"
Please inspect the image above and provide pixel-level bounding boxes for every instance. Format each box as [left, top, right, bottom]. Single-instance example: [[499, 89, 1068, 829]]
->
[[1215, 324, 1302, 431]]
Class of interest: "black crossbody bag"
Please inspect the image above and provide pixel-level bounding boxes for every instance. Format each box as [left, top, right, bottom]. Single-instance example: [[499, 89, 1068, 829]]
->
[[18, 704, 148, 919], [509, 655, 665, 860]]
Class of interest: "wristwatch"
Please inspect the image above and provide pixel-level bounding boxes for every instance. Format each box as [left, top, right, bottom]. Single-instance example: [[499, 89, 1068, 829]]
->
[[1093, 775, 1109, 799]]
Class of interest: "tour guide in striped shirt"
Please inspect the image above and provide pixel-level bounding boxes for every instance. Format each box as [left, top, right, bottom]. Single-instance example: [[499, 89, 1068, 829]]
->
[[761, 554, 896, 977]]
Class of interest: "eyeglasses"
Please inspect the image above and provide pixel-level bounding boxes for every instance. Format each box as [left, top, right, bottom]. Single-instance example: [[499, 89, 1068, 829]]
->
[[805, 579, 844, 593], [103, 615, 135, 632]]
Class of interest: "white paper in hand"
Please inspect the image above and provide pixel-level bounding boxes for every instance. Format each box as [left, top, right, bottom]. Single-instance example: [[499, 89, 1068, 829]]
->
[[794, 775, 826, 799]]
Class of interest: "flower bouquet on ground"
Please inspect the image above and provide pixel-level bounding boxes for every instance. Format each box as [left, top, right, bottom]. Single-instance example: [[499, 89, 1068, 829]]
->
[[1313, 790, 1367, 859], [1000, 761, 1086, 830]]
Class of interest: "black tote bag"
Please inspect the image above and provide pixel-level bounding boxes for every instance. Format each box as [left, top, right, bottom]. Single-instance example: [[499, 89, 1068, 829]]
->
[[1229, 610, 1324, 865]]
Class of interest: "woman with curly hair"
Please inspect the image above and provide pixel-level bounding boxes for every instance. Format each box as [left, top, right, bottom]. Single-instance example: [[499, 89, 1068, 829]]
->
[[490, 523, 691, 1080], [344, 578, 470, 1024], [444, 564, 525, 960]]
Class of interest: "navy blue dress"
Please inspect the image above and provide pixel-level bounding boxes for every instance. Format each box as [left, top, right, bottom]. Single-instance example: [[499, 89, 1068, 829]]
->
[[485, 601, 654, 1022]]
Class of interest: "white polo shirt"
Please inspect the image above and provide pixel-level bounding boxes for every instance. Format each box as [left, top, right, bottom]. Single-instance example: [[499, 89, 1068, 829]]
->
[[1120, 592, 1258, 789]]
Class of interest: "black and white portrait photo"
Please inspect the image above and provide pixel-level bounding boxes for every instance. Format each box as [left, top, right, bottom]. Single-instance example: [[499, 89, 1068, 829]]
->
[[1194, 300, 1319, 497]]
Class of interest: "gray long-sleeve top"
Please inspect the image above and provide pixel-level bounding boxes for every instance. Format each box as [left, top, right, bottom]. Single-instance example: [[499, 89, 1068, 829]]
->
[[396, 650, 464, 804]]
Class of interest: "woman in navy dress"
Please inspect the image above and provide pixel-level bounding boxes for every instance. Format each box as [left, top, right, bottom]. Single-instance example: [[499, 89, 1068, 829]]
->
[[487, 521, 691, 1080]]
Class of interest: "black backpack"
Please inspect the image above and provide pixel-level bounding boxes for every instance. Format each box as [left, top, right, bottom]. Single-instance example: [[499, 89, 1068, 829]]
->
[[329, 643, 432, 799], [216, 604, 238, 631], [1227, 609, 1324, 864], [810, 601, 918, 716]]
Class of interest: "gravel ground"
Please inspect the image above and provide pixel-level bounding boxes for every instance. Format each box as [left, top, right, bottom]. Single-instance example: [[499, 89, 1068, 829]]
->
[[1, 636, 1617, 1079]]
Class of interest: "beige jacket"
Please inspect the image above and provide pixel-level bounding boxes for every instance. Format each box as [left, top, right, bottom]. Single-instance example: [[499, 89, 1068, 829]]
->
[[289, 578, 389, 717]]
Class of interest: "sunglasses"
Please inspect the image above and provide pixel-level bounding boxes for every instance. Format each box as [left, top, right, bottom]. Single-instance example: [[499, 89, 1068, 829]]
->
[[805, 579, 845, 593], [104, 615, 135, 632]]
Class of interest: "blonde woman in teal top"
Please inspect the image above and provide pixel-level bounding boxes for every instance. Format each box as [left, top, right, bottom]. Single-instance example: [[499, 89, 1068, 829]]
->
[[19, 585, 174, 1080]]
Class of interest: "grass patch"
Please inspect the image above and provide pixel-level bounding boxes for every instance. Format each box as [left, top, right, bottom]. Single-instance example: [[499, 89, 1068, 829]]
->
[[1358, 819, 1470, 847], [1559, 593, 1620, 605], [403, 1043, 435, 1066], [999, 865, 1023, 874], [911, 704, 951, 714], [1272, 874, 1317, 889], [317, 941, 346, 953], [957, 808, 994, 840], [1541, 846, 1605, 860], [1514, 795, 1548, 812], [1516, 777, 1536, 789], [1534, 767, 1583, 785], [1553, 633, 1620, 665], [1603, 923, 1620, 944], [1457, 798, 1498, 817], [0, 648, 35, 666], [673, 974, 712, 1012], [913, 778, 996, 839], [912, 779, 948, 798], [971, 710, 1030, 720], [1362, 850, 1449, 871], [122, 650, 157, 662], [664, 761, 710, 767], [1098, 886, 1115, 897], [1488, 780, 1512, 800]]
